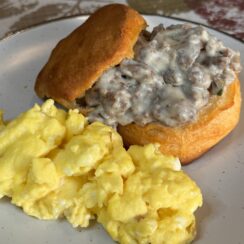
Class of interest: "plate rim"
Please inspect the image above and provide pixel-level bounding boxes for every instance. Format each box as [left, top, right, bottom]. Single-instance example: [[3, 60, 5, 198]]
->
[[1, 13, 243, 44]]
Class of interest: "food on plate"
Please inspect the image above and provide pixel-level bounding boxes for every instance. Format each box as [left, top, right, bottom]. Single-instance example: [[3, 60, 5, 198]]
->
[[0, 100, 202, 244], [0, 111, 4, 128], [35, 4, 146, 108], [35, 4, 242, 164]]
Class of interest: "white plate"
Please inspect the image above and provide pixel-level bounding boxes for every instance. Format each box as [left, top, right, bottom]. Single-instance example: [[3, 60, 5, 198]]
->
[[0, 15, 243, 244]]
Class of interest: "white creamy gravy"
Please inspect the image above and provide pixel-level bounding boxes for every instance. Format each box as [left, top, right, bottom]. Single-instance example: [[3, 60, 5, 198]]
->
[[80, 24, 241, 127]]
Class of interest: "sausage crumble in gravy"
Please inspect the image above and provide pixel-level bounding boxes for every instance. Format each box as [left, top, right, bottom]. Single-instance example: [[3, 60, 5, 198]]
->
[[78, 24, 241, 127]]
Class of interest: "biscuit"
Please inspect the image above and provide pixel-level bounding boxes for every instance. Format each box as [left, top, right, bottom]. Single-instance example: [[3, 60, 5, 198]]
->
[[35, 4, 146, 108], [118, 77, 241, 164]]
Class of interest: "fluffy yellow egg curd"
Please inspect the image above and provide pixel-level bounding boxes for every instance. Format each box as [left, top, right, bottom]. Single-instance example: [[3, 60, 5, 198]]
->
[[0, 100, 202, 244]]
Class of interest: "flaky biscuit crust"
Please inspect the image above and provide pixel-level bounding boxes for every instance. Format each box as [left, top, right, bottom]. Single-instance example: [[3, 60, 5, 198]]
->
[[35, 4, 146, 106], [118, 78, 241, 164]]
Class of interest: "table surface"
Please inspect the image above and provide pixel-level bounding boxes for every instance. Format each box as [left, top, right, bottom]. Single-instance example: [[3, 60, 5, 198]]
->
[[0, 0, 243, 41]]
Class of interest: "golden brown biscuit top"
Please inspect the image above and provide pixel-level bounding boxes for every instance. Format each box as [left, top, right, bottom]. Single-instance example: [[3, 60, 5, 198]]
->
[[35, 4, 146, 106]]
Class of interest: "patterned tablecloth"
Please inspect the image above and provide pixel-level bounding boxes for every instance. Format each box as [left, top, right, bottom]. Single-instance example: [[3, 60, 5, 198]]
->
[[0, 0, 243, 41]]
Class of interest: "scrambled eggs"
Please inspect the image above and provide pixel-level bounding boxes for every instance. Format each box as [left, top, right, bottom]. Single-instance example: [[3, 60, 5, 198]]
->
[[0, 100, 202, 244]]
